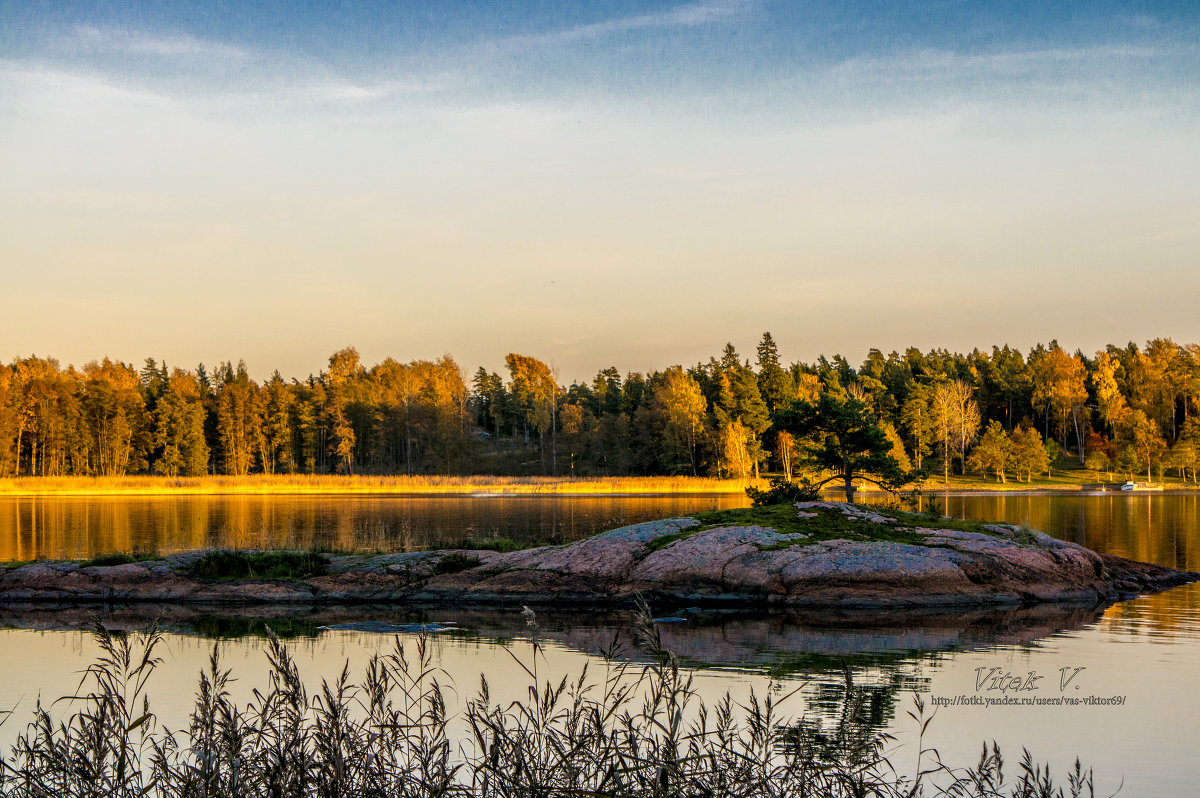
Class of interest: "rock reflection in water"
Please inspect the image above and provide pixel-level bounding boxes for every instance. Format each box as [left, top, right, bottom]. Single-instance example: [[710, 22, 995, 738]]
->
[[0, 599, 1109, 735]]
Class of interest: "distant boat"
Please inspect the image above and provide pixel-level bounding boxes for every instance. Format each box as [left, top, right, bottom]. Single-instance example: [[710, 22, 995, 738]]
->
[[1121, 481, 1164, 492]]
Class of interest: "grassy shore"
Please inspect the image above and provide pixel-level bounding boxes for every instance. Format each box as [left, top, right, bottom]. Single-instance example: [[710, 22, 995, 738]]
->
[[0, 474, 749, 497], [0, 469, 1195, 497], [917, 469, 1199, 492]]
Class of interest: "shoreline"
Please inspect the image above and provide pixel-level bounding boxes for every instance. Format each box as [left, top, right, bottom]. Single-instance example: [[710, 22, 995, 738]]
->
[[1, 474, 1198, 498], [0, 475, 748, 497], [2, 503, 1195, 611]]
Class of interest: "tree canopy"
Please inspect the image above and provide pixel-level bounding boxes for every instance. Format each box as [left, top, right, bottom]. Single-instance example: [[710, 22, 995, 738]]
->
[[773, 393, 910, 503], [3, 335, 1200, 484]]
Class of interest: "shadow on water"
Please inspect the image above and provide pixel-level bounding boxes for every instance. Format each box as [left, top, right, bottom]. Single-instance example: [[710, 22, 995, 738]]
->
[[0, 597, 1114, 735]]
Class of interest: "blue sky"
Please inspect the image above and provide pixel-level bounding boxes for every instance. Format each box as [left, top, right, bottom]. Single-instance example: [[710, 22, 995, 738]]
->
[[2, 1, 1198, 381]]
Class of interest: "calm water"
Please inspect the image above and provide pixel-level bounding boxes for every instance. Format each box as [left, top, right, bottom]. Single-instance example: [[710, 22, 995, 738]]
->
[[1, 491, 1199, 794], [909, 491, 1200, 573], [0, 493, 746, 561]]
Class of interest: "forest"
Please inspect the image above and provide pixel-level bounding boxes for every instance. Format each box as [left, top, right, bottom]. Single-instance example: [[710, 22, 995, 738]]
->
[[0, 335, 1197, 484]]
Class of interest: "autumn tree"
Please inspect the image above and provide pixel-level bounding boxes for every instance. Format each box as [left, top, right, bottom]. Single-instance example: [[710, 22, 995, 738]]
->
[[1085, 449, 1111, 481], [1091, 351, 1129, 434], [968, 421, 1013, 483], [707, 346, 770, 479], [1183, 345, 1200, 426], [294, 380, 327, 473], [153, 370, 210, 477], [424, 356, 469, 473], [775, 430, 797, 481], [259, 372, 295, 474], [880, 421, 911, 472], [13, 357, 80, 476], [1029, 344, 1088, 461], [1009, 425, 1049, 483], [325, 348, 363, 474], [651, 366, 707, 475], [1122, 409, 1167, 482], [78, 359, 147, 476], [328, 403, 355, 474], [505, 353, 559, 474], [1168, 420, 1200, 482], [720, 418, 756, 482], [1128, 338, 1185, 440], [931, 380, 980, 480], [214, 361, 264, 476], [791, 370, 821, 404], [15, 334, 1200, 482], [0, 365, 21, 477]]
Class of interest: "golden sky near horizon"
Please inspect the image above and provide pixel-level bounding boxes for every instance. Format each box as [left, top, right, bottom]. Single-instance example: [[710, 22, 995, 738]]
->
[[3, 2, 1198, 382]]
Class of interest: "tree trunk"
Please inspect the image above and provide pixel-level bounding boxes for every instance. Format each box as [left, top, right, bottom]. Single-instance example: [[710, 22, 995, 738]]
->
[[1071, 406, 1085, 465]]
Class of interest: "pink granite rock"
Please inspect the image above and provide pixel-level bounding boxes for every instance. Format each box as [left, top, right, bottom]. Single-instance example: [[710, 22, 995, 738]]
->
[[0, 504, 1194, 608]]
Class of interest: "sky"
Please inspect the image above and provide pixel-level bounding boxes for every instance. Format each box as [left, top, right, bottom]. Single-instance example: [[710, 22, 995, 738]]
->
[[2, 1, 1198, 383]]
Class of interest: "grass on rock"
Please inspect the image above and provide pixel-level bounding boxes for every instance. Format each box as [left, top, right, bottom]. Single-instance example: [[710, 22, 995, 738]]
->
[[433, 552, 483, 574], [671, 503, 1019, 552], [188, 550, 329, 580], [80, 551, 160, 568]]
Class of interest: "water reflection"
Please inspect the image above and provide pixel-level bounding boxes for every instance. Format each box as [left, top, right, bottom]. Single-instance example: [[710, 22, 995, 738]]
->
[[858, 491, 1200, 572], [0, 600, 1112, 667], [5, 492, 1200, 575], [0, 494, 745, 561], [0, 596, 1126, 743], [2, 493, 1199, 794]]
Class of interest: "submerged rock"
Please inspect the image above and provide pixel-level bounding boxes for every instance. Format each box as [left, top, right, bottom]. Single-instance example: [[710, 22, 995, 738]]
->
[[1, 503, 1195, 609]]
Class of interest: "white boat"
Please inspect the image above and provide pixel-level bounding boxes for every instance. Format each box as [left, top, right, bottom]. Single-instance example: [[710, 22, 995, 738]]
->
[[1120, 481, 1164, 491]]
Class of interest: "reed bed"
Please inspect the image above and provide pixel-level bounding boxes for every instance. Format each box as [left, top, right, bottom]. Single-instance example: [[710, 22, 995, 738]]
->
[[0, 607, 1098, 798], [0, 475, 751, 497]]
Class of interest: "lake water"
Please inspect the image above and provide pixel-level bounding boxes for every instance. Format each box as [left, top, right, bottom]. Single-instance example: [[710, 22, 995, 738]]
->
[[1, 491, 1198, 794], [0, 493, 746, 561]]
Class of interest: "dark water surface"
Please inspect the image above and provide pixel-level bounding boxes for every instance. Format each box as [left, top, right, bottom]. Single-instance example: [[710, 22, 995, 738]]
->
[[1, 491, 1198, 794]]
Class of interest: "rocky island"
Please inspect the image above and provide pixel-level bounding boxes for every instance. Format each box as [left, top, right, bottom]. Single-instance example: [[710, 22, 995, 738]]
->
[[1, 502, 1195, 610]]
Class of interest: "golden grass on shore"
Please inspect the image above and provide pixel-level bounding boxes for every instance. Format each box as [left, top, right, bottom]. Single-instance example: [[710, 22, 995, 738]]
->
[[920, 472, 1200, 493], [1, 471, 1195, 498], [0, 474, 756, 497]]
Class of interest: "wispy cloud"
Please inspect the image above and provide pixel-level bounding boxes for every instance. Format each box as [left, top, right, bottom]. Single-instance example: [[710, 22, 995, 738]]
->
[[0, 63, 171, 106], [9, 25, 457, 109], [71, 25, 248, 62], [827, 44, 1163, 84], [500, 0, 753, 49], [263, 74, 454, 105]]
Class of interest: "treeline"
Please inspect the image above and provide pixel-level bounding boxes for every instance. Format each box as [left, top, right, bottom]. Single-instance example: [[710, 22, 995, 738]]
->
[[1, 335, 1198, 482]]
